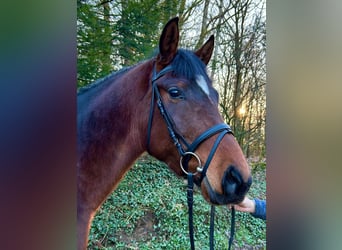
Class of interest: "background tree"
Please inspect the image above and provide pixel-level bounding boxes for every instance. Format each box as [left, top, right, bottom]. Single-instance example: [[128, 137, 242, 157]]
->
[[77, 0, 114, 87], [200, 0, 266, 157]]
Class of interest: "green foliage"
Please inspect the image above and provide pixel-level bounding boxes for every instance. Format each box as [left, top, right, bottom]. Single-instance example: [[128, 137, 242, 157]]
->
[[88, 156, 266, 249], [77, 0, 181, 88], [77, 1, 114, 87], [115, 0, 163, 66]]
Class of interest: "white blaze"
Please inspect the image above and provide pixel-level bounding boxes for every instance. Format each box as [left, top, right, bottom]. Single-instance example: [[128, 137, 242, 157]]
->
[[196, 75, 209, 96]]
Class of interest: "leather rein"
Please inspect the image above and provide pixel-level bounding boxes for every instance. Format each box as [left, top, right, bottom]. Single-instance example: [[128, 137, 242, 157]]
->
[[147, 63, 236, 250]]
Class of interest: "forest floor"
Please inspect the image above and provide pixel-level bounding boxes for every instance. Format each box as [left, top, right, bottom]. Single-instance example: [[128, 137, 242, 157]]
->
[[88, 156, 266, 249]]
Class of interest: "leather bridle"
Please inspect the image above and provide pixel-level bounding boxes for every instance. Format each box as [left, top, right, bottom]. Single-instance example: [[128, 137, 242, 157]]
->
[[146, 63, 236, 250]]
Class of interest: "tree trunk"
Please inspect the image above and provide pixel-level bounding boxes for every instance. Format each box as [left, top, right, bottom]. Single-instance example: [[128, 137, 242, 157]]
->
[[196, 0, 210, 48]]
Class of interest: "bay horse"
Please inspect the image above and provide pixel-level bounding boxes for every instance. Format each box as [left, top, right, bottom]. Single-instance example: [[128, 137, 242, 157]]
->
[[77, 17, 252, 249]]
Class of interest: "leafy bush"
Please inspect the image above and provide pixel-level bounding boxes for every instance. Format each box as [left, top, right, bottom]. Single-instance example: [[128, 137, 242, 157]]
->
[[88, 156, 266, 249]]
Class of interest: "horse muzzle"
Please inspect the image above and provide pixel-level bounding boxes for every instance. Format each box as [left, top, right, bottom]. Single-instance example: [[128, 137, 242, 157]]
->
[[203, 165, 252, 205]]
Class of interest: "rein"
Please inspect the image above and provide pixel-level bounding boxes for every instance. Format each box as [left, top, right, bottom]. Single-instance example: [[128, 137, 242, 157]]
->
[[147, 63, 236, 249]]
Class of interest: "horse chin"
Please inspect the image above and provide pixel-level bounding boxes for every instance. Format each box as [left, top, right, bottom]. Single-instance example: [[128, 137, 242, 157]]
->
[[201, 177, 244, 205]]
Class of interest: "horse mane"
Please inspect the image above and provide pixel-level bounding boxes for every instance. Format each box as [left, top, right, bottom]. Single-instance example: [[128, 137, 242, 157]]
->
[[77, 49, 210, 96], [77, 66, 134, 95], [171, 49, 211, 84]]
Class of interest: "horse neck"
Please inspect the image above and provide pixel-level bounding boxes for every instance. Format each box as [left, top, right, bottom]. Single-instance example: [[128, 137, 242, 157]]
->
[[77, 61, 155, 212], [78, 60, 154, 170], [114, 61, 154, 155]]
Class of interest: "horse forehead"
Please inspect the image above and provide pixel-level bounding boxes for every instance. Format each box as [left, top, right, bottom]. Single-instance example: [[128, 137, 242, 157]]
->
[[195, 74, 210, 96]]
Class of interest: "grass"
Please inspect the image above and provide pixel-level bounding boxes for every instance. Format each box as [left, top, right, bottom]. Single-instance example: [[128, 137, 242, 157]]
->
[[88, 156, 266, 249]]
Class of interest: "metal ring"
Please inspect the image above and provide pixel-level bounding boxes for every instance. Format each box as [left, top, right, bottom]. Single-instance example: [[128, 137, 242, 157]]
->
[[179, 152, 202, 175]]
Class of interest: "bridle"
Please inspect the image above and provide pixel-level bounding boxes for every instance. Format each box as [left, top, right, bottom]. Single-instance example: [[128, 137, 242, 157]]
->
[[147, 63, 236, 250]]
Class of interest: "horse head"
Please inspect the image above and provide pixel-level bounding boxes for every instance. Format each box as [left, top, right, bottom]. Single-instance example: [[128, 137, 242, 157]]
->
[[147, 17, 252, 205]]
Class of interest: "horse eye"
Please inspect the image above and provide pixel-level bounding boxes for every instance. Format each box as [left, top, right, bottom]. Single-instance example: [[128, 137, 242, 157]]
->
[[168, 87, 184, 99]]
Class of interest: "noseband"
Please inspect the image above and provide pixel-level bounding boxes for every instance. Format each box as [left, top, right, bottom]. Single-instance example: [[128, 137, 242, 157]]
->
[[147, 63, 236, 250]]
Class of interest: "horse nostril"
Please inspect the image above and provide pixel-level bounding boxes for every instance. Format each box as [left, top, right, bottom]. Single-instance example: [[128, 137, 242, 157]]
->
[[222, 166, 243, 195]]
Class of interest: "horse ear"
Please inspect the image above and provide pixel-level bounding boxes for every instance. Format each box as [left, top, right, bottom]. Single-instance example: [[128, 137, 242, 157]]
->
[[195, 35, 215, 65], [157, 17, 179, 67]]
